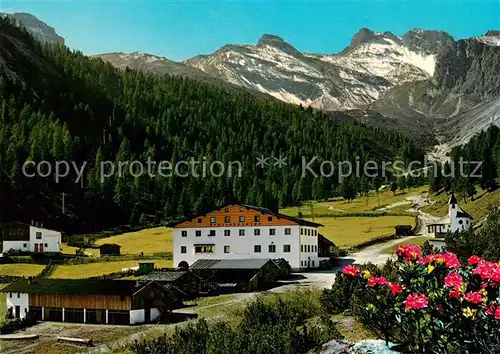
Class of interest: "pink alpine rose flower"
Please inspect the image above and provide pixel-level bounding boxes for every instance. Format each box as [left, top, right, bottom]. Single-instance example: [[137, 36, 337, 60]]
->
[[496, 306, 500, 320], [388, 282, 403, 296], [342, 265, 360, 277], [397, 244, 423, 263], [367, 276, 387, 287], [404, 293, 428, 310], [463, 291, 484, 304], [468, 255, 481, 266], [444, 272, 463, 289]]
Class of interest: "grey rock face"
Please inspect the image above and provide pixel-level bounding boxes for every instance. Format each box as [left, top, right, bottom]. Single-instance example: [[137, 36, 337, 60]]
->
[[184, 29, 445, 111], [0, 12, 65, 45]]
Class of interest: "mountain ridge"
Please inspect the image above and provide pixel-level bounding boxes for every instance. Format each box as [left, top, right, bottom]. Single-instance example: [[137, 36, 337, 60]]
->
[[0, 12, 65, 45], [2, 12, 500, 146]]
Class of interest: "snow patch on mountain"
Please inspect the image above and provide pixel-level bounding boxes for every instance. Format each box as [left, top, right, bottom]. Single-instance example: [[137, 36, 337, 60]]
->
[[475, 35, 500, 46], [311, 37, 436, 82]]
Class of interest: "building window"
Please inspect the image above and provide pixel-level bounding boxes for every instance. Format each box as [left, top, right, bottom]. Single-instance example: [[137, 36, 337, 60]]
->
[[459, 220, 463, 225], [301, 261, 304, 266], [301, 245, 304, 252], [239, 229, 245, 236], [268, 216, 272, 221], [9, 293, 12, 298], [197, 218, 202, 223], [181, 246, 187, 254], [120, 295, 125, 301], [224, 207, 229, 212], [312, 261, 315, 267], [224, 245, 230, 253], [224, 216, 231, 223], [301, 229, 304, 235], [285, 228, 291, 235], [307, 245, 311, 252], [44, 243, 48, 248], [313, 230, 317, 236], [239, 216, 245, 223], [254, 215, 260, 222], [195, 245, 214, 253], [315, 245, 318, 252], [36, 232, 42, 239], [181, 230, 187, 237], [254, 229, 260, 236], [307, 229, 311, 236], [254, 245, 261, 253], [209, 230, 216, 237], [210, 216, 216, 223], [196, 230, 201, 237], [283, 245, 291, 253], [17, 293, 20, 298], [224, 230, 231, 236], [269, 244, 276, 253], [269, 228, 276, 236], [452, 205, 455, 209], [23, 243, 27, 248]]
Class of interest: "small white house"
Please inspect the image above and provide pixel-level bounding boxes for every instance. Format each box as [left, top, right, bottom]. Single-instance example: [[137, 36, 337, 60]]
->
[[1, 222, 61, 254], [427, 193, 473, 237]]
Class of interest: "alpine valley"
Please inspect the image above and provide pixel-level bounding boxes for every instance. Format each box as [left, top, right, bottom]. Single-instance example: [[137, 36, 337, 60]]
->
[[0, 12, 499, 232]]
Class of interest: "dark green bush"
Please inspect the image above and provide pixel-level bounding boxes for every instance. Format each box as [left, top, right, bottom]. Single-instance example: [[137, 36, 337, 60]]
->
[[133, 291, 342, 354], [0, 313, 37, 334]]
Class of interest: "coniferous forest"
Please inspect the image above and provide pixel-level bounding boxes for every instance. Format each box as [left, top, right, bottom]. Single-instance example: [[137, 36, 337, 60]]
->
[[0, 17, 425, 233]]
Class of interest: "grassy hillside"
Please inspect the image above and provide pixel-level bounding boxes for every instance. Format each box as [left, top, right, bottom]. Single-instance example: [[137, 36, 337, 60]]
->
[[422, 187, 500, 221], [95, 228, 173, 255], [281, 187, 426, 217], [316, 215, 416, 248], [62, 227, 173, 257], [0, 264, 45, 277], [50, 259, 173, 279], [280, 187, 422, 248]]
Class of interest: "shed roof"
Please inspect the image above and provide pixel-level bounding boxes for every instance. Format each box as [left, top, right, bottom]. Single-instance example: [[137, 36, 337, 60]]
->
[[1, 279, 140, 296], [139, 271, 188, 282], [190, 258, 272, 270]]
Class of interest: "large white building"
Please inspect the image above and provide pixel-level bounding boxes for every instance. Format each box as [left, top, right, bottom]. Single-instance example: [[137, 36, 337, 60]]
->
[[173, 204, 330, 271], [427, 192, 473, 237], [1, 222, 61, 254]]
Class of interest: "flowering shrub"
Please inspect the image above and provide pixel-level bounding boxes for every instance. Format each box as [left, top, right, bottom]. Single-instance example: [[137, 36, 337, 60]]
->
[[341, 246, 500, 353]]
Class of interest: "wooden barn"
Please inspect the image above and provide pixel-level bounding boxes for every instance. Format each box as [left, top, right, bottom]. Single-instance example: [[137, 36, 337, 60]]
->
[[1, 278, 183, 325], [190, 259, 280, 293], [99, 243, 121, 256], [138, 270, 202, 299]]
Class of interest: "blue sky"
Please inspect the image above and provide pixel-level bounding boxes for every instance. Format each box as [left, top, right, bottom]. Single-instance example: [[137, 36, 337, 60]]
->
[[2, 1, 499, 61]]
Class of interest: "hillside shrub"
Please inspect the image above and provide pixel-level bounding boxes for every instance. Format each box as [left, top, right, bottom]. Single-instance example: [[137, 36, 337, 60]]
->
[[0, 313, 37, 334], [133, 290, 342, 354], [338, 245, 500, 353], [446, 209, 500, 262], [321, 261, 397, 314]]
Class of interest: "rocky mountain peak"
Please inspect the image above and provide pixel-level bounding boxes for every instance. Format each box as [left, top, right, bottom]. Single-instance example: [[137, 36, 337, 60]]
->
[[257, 34, 287, 46], [0, 12, 65, 45], [486, 30, 500, 37], [256, 34, 302, 56], [401, 29, 455, 54], [350, 28, 388, 46]]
